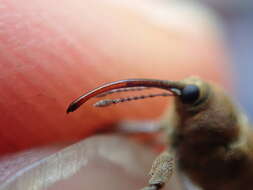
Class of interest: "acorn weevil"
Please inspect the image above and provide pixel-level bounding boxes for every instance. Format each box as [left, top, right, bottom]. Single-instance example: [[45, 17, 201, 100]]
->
[[67, 76, 253, 190]]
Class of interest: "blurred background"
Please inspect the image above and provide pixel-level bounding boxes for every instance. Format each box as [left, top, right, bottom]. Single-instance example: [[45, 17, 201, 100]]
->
[[200, 0, 253, 119], [0, 0, 253, 190]]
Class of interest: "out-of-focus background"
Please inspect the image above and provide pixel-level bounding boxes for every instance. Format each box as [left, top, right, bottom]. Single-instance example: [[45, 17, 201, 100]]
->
[[200, 0, 253, 119], [0, 0, 253, 190]]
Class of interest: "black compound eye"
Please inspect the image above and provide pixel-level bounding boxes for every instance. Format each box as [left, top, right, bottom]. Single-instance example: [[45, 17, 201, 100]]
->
[[180, 85, 200, 104]]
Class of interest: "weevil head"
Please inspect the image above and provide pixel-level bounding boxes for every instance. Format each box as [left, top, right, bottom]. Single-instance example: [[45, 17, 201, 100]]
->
[[172, 76, 240, 148], [67, 76, 242, 148], [174, 76, 210, 112]]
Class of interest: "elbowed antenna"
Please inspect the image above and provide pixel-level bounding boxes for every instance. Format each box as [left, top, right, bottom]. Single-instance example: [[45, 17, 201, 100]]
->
[[94, 92, 174, 107], [66, 79, 185, 113]]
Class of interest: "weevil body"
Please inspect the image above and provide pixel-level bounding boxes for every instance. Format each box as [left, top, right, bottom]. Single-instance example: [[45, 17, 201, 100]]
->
[[67, 76, 253, 190], [163, 77, 253, 190]]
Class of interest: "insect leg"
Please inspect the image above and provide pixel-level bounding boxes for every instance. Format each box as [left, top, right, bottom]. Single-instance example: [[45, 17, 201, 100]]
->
[[141, 151, 174, 190]]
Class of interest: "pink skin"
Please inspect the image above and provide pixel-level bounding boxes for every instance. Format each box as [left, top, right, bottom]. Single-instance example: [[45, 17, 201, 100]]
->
[[0, 0, 230, 154], [0, 0, 230, 189]]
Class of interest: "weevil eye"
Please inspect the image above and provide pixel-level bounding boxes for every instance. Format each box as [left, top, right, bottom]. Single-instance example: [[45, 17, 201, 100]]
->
[[181, 85, 200, 104]]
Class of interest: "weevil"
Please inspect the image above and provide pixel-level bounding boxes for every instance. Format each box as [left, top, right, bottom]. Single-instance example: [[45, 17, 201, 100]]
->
[[67, 76, 253, 190]]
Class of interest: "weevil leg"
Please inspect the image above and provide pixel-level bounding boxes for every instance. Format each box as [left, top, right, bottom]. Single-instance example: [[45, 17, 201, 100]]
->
[[141, 151, 174, 190]]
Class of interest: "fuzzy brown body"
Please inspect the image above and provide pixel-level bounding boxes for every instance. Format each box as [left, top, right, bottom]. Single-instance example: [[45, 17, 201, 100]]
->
[[167, 82, 253, 190]]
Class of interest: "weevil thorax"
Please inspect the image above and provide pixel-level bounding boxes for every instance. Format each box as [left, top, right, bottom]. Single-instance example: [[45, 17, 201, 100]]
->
[[172, 76, 240, 149]]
